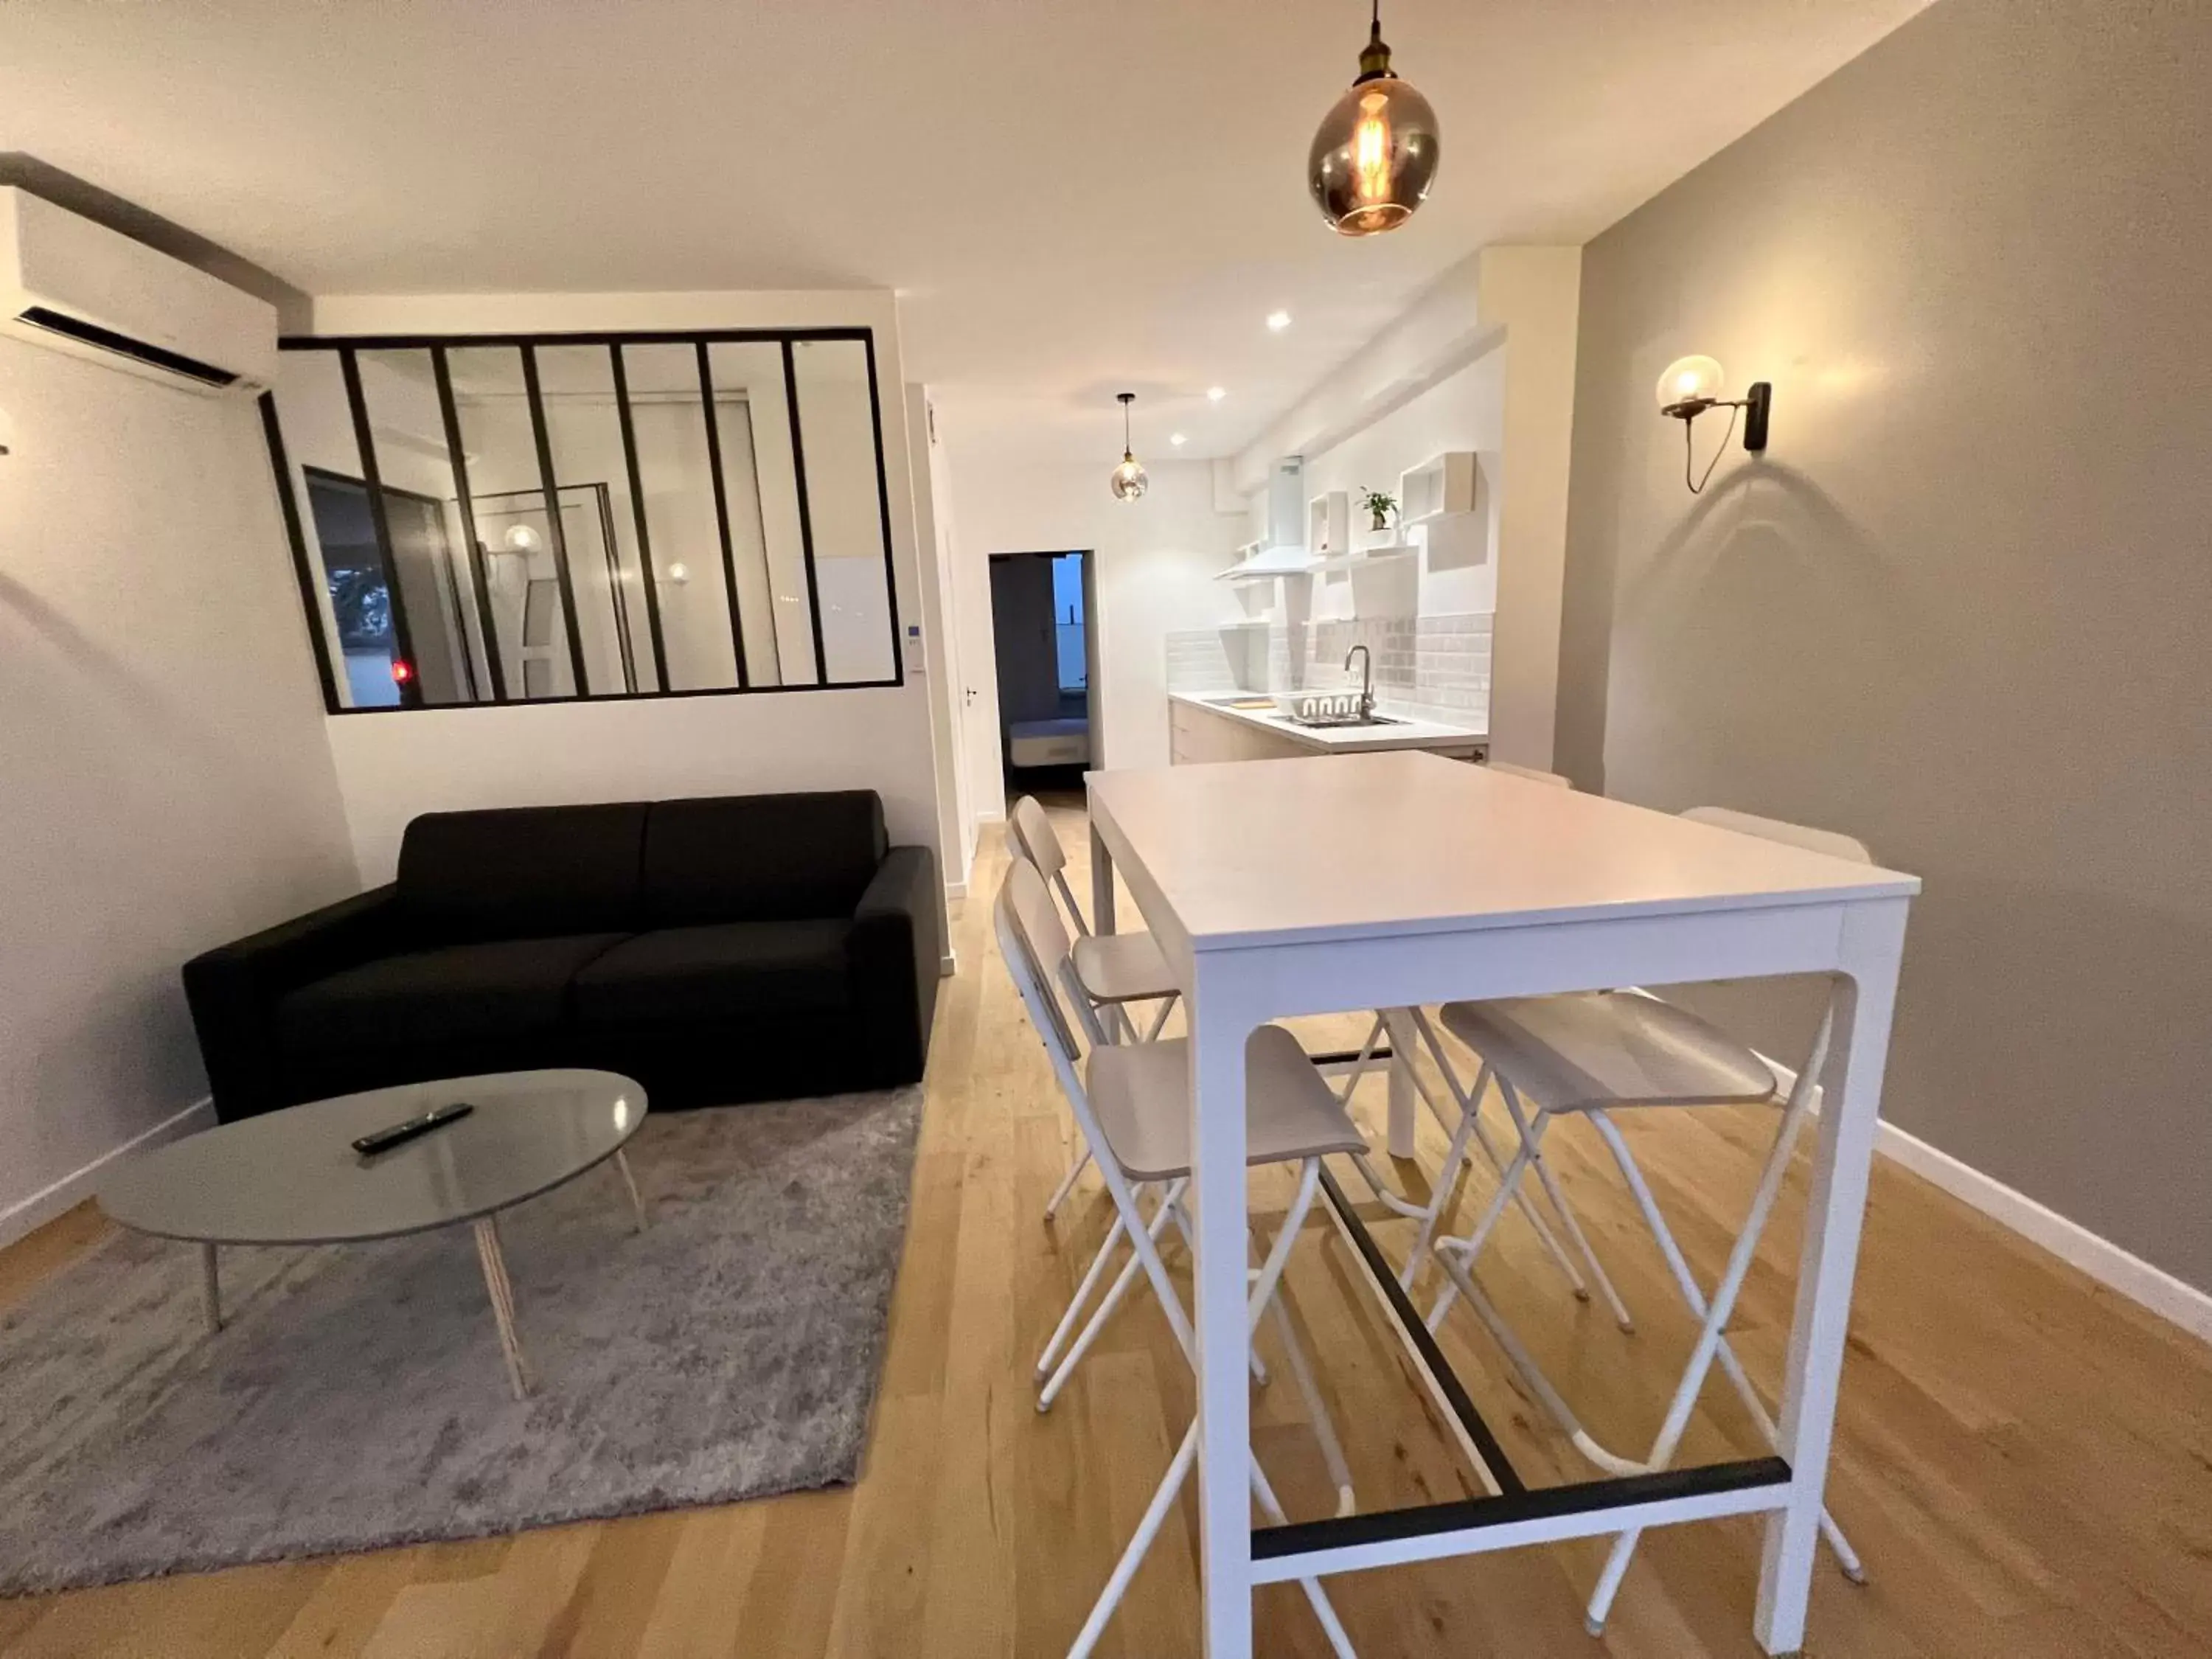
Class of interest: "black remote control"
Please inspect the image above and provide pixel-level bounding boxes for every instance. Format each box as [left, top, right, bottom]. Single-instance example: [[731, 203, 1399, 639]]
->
[[352, 1102, 474, 1157]]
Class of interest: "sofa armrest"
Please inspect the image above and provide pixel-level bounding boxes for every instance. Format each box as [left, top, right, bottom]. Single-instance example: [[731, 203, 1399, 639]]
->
[[849, 846, 942, 1081], [181, 885, 404, 1121]]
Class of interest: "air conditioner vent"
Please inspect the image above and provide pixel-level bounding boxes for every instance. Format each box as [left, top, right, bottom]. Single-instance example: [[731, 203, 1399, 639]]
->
[[1, 188, 276, 394], [15, 304, 242, 388]]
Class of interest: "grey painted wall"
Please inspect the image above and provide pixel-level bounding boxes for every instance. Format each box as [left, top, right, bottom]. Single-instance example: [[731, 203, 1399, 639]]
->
[[1557, 0, 2211, 1290]]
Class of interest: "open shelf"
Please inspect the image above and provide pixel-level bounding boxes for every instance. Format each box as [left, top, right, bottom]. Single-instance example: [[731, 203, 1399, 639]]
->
[[1306, 491, 1350, 558], [1310, 544, 1417, 574], [1399, 451, 1482, 526]]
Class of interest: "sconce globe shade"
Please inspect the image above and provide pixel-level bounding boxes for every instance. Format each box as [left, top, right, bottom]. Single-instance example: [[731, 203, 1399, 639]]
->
[[1109, 454, 1150, 501], [503, 523, 542, 552], [664, 561, 690, 584], [1658, 355, 1725, 414], [1308, 44, 1440, 237]]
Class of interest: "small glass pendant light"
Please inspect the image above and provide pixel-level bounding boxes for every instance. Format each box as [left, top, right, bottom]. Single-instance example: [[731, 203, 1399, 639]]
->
[[1308, 0, 1441, 237], [1108, 392, 1148, 501]]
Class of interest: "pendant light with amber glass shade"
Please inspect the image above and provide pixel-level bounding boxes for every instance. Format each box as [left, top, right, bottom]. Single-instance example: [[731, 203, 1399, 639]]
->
[[1307, 0, 1441, 236]]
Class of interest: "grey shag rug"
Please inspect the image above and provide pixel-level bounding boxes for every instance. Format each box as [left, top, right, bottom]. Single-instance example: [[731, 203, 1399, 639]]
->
[[0, 1086, 922, 1596]]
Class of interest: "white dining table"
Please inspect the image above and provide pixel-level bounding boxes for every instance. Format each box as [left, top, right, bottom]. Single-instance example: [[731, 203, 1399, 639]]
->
[[1085, 750, 1918, 1658]]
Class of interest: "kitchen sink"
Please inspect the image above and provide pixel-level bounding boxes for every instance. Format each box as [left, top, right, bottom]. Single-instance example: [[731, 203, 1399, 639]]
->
[[1284, 712, 1403, 729]]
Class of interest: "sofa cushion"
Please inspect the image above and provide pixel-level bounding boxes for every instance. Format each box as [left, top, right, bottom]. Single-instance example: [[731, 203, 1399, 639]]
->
[[571, 920, 852, 1027], [641, 793, 887, 926], [276, 933, 628, 1052], [397, 802, 648, 942]]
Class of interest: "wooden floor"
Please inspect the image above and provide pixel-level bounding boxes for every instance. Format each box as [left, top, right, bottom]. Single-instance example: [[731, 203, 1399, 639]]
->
[[4, 807, 2209, 1658]]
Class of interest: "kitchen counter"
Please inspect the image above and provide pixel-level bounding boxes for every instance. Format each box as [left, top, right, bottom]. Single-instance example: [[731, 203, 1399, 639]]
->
[[1168, 692, 1486, 760]]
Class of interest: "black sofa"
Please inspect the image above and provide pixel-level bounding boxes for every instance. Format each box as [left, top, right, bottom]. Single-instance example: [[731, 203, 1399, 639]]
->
[[183, 790, 940, 1123]]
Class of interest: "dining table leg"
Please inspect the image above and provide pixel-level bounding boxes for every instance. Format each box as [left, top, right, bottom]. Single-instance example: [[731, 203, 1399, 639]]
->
[[1382, 1007, 1421, 1158], [1755, 897, 1907, 1653], [1188, 961, 1261, 1658], [1089, 814, 1116, 935]]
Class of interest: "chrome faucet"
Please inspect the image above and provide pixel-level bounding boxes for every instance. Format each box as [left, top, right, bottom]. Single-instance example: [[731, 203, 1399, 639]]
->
[[1344, 644, 1374, 722]]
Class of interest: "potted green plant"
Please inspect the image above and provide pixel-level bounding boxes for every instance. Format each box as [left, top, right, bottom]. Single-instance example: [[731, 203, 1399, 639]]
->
[[1358, 487, 1397, 534]]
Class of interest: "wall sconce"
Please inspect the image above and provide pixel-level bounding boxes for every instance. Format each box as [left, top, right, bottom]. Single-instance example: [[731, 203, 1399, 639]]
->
[[1657, 356, 1770, 494], [662, 562, 691, 585]]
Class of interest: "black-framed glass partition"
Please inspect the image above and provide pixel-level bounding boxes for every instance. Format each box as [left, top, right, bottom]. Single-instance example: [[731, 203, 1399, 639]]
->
[[260, 329, 903, 712]]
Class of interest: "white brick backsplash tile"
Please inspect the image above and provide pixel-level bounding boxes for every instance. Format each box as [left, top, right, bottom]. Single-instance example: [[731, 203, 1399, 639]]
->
[[1166, 613, 1490, 727]]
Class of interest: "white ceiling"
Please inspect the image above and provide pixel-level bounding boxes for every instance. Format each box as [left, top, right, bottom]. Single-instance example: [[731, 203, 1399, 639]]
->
[[0, 0, 1926, 460]]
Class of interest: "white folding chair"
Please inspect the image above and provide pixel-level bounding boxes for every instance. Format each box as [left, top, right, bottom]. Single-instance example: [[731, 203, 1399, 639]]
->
[[1324, 740, 1634, 1329], [1009, 796, 1181, 1036], [1422, 805, 1873, 1632], [1334, 1006, 1635, 1330], [1009, 796, 1181, 1220], [997, 859, 1363, 1659]]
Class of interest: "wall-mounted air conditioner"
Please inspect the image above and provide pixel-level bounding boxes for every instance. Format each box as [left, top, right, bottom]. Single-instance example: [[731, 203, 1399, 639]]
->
[[0, 187, 278, 394]]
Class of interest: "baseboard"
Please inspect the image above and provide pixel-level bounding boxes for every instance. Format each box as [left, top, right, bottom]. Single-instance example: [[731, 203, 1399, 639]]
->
[[0, 1096, 215, 1250], [1869, 1117, 2212, 1343], [1750, 1034, 2212, 1344]]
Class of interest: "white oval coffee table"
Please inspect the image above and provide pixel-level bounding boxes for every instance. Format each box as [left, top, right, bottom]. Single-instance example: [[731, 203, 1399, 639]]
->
[[99, 1069, 648, 1399]]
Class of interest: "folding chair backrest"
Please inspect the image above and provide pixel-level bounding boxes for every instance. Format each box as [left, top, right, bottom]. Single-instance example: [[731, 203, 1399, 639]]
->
[[999, 853, 1111, 1052], [996, 860, 1116, 1146], [1009, 795, 1065, 877], [1680, 805, 1871, 865], [1488, 761, 1573, 787], [1009, 794, 1092, 936]]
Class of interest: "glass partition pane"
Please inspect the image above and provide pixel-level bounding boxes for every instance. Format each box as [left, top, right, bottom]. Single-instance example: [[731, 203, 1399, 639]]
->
[[445, 346, 582, 700], [618, 343, 742, 692], [790, 338, 898, 684], [270, 350, 394, 708], [267, 330, 900, 710], [353, 349, 485, 706], [705, 341, 802, 686], [534, 344, 658, 694]]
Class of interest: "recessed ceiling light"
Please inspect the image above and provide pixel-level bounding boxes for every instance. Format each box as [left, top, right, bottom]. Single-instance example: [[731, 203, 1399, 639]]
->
[[1170, 432, 1188, 446], [1206, 386, 1228, 402], [1265, 310, 1293, 332]]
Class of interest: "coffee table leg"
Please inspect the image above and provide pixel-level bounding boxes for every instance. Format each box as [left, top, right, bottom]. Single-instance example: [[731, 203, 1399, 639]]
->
[[613, 1150, 647, 1233], [199, 1242, 221, 1333], [472, 1216, 532, 1400]]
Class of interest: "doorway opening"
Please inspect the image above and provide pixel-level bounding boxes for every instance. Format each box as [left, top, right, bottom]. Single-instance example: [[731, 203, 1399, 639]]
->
[[987, 549, 1099, 804]]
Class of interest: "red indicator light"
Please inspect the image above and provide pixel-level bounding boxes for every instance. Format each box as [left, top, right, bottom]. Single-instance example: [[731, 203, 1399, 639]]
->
[[391, 660, 414, 684]]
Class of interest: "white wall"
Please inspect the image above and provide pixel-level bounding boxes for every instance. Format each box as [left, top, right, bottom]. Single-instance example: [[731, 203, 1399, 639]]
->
[[327, 688, 939, 883], [937, 449, 1242, 796], [1231, 245, 1581, 767], [1295, 348, 1506, 623], [1476, 248, 1582, 771], [307, 291, 948, 936], [0, 338, 358, 1241], [905, 384, 975, 896]]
